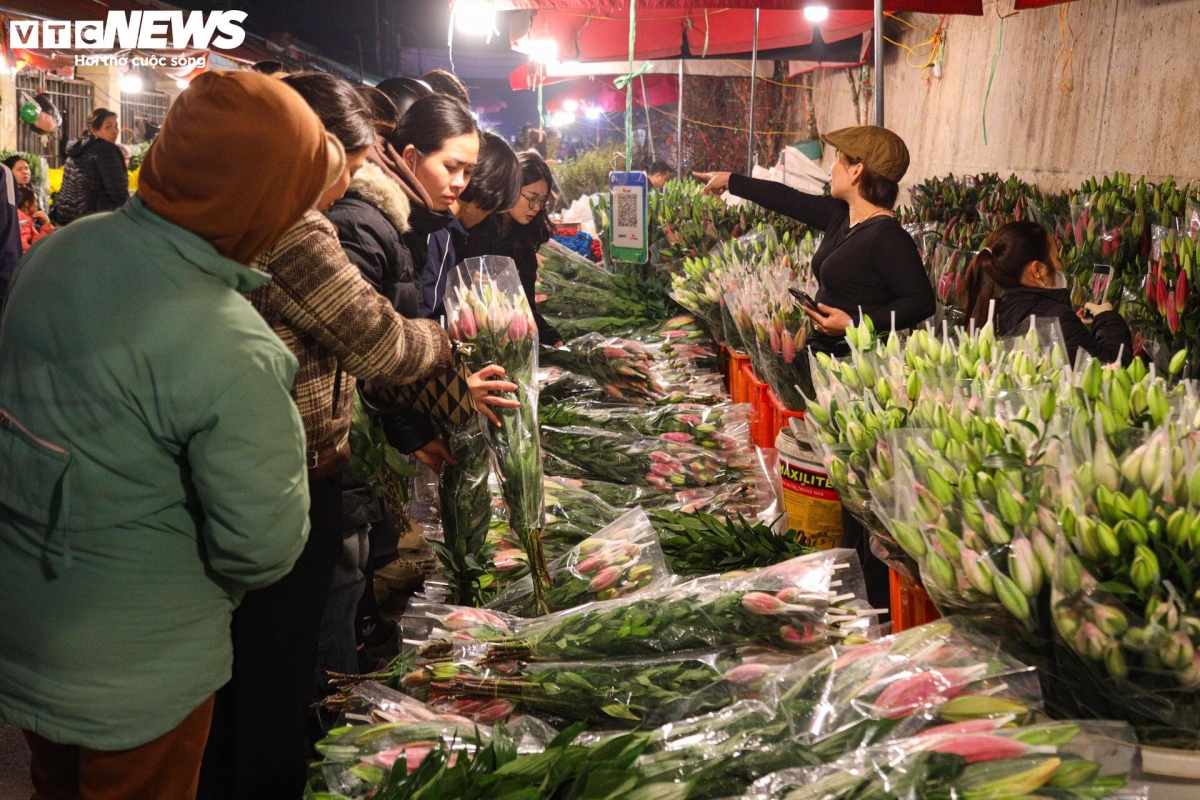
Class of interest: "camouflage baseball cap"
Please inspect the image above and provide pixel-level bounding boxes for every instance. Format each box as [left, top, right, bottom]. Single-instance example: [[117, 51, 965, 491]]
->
[[821, 125, 910, 183]]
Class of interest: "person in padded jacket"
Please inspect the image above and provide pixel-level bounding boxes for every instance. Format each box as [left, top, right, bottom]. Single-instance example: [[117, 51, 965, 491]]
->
[[327, 94, 517, 470], [963, 220, 1133, 365], [458, 151, 564, 347], [53, 108, 129, 225]]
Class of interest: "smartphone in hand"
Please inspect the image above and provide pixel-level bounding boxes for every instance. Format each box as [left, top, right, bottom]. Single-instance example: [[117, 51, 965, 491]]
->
[[788, 287, 818, 311]]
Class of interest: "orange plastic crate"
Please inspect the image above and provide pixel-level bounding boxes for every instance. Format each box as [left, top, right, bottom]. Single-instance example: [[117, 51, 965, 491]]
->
[[744, 365, 774, 448], [729, 352, 752, 404], [889, 569, 941, 632], [768, 389, 805, 441]]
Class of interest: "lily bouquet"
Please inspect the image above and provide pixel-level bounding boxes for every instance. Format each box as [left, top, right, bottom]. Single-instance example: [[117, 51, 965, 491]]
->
[[445, 256, 549, 610]]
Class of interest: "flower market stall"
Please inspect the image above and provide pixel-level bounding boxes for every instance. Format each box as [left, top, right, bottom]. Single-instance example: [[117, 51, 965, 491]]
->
[[312, 153, 1200, 798]]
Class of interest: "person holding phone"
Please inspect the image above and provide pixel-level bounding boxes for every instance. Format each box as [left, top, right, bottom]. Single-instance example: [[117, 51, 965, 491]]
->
[[696, 126, 934, 357], [962, 221, 1132, 365], [698, 127, 934, 616]]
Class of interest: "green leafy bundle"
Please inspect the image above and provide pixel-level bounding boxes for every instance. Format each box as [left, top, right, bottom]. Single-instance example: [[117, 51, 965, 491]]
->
[[650, 510, 815, 577]]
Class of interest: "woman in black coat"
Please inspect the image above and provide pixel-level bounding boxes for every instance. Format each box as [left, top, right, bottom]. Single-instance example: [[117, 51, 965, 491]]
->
[[696, 126, 934, 358], [327, 94, 518, 467], [458, 151, 563, 347], [963, 220, 1133, 365], [53, 108, 129, 225]]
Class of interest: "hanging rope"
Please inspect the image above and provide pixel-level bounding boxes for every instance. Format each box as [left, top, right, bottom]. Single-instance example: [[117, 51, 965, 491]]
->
[[625, 0, 636, 166], [982, 14, 1006, 145], [1055, 2, 1077, 93]]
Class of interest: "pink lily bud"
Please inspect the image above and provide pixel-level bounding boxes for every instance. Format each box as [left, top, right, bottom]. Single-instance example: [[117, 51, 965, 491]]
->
[[912, 718, 1010, 741], [833, 641, 890, 670], [589, 565, 623, 592], [1008, 538, 1043, 597], [742, 591, 787, 615], [724, 662, 776, 686], [474, 698, 515, 724], [780, 624, 816, 646], [662, 432, 693, 443], [451, 699, 485, 714], [460, 305, 477, 338], [646, 473, 670, 489], [874, 668, 978, 719], [925, 734, 1042, 764], [782, 330, 796, 364], [775, 587, 814, 605], [508, 312, 527, 342], [1075, 621, 1108, 660], [603, 346, 628, 358], [678, 414, 703, 426], [576, 553, 609, 574], [769, 327, 781, 355], [649, 450, 673, 463]]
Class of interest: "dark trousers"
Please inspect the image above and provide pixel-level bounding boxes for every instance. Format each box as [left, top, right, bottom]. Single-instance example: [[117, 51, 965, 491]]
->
[[197, 473, 344, 800], [840, 507, 891, 622]]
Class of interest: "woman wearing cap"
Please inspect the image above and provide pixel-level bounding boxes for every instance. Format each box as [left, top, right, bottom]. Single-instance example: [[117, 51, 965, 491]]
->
[[698, 126, 934, 615], [0, 71, 331, 800], [196, 72, 455, 800], [696, 125, 935, 357]]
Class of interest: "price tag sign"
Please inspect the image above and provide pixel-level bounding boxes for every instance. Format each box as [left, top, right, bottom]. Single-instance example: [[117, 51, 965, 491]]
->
[[608, 171, 648, 264]]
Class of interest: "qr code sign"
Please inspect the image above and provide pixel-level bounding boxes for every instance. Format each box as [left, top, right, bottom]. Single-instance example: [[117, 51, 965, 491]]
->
[[615, 191, 639, 229]]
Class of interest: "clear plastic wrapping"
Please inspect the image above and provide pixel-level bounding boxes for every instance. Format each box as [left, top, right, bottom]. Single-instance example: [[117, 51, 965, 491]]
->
[[434, 418, 493, 605], [436, 649, 800, 728], [445, 256, 549, 607], [541, 424, 748, 489], [478, 549, 876, 663], [487, 508, 671, 616], [543, 333, 668, 404], [744, 720, 1147, 800]]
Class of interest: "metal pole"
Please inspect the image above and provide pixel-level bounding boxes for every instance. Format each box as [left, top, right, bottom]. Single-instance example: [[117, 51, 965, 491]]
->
[[747, 7, 759, 173], [676, 59, 684, 173], [873, 0, 884, 125]]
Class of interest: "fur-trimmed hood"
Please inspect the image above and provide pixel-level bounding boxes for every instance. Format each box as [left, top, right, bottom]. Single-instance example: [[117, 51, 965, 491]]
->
[[347, 160, 411, 234]]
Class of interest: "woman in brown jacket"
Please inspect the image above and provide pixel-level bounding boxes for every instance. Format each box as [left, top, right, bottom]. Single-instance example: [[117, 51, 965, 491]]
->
[[197, 73, 453, 800]]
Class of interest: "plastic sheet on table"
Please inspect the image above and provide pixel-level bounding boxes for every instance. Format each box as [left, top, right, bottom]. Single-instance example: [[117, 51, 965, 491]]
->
[[478, 549, 877, 664]]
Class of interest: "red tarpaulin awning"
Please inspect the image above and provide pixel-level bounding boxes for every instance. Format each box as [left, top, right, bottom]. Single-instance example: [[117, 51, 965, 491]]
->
[[492, 0, 981, 13], [543, 73, 678, 112], [511, 8, 877, 62]]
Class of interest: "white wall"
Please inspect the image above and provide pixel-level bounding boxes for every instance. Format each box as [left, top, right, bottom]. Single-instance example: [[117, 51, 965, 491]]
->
[[798, 0, 1200, 195]]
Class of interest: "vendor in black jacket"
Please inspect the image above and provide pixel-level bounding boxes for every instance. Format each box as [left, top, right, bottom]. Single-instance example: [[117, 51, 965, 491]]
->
[[697, 126, 934, 357], [963, 220, 1133, 365]]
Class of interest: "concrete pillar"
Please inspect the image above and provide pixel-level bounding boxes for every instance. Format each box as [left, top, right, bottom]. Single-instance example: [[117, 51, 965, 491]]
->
[[0, 72, 17, 152], [75, 63, 121, 116]]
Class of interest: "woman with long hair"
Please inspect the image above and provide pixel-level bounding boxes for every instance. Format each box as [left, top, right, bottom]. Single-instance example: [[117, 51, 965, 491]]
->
[[962, 220, 1132, 365], [328, 95, 518, 466], [460, 150, 563, 347]]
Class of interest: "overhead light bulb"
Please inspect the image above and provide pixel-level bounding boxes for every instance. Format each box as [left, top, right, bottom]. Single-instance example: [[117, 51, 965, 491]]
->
[[803, 5, 830, 22], [175, 78, 190, 90], [550, 111, 575, 128], [528, 39, 559, 64], [455, 0, 496, 36], [563, 98, 578, 113], [583, 106, 603, 121], [119, 74, 143, 94]]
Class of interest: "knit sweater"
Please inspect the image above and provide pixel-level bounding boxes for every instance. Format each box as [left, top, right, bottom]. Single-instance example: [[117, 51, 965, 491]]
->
[[248, 210, 452, 471]]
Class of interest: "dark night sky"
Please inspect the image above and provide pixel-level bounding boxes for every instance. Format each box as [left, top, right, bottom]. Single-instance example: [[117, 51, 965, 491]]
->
[[220, 0, 538, 136]]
